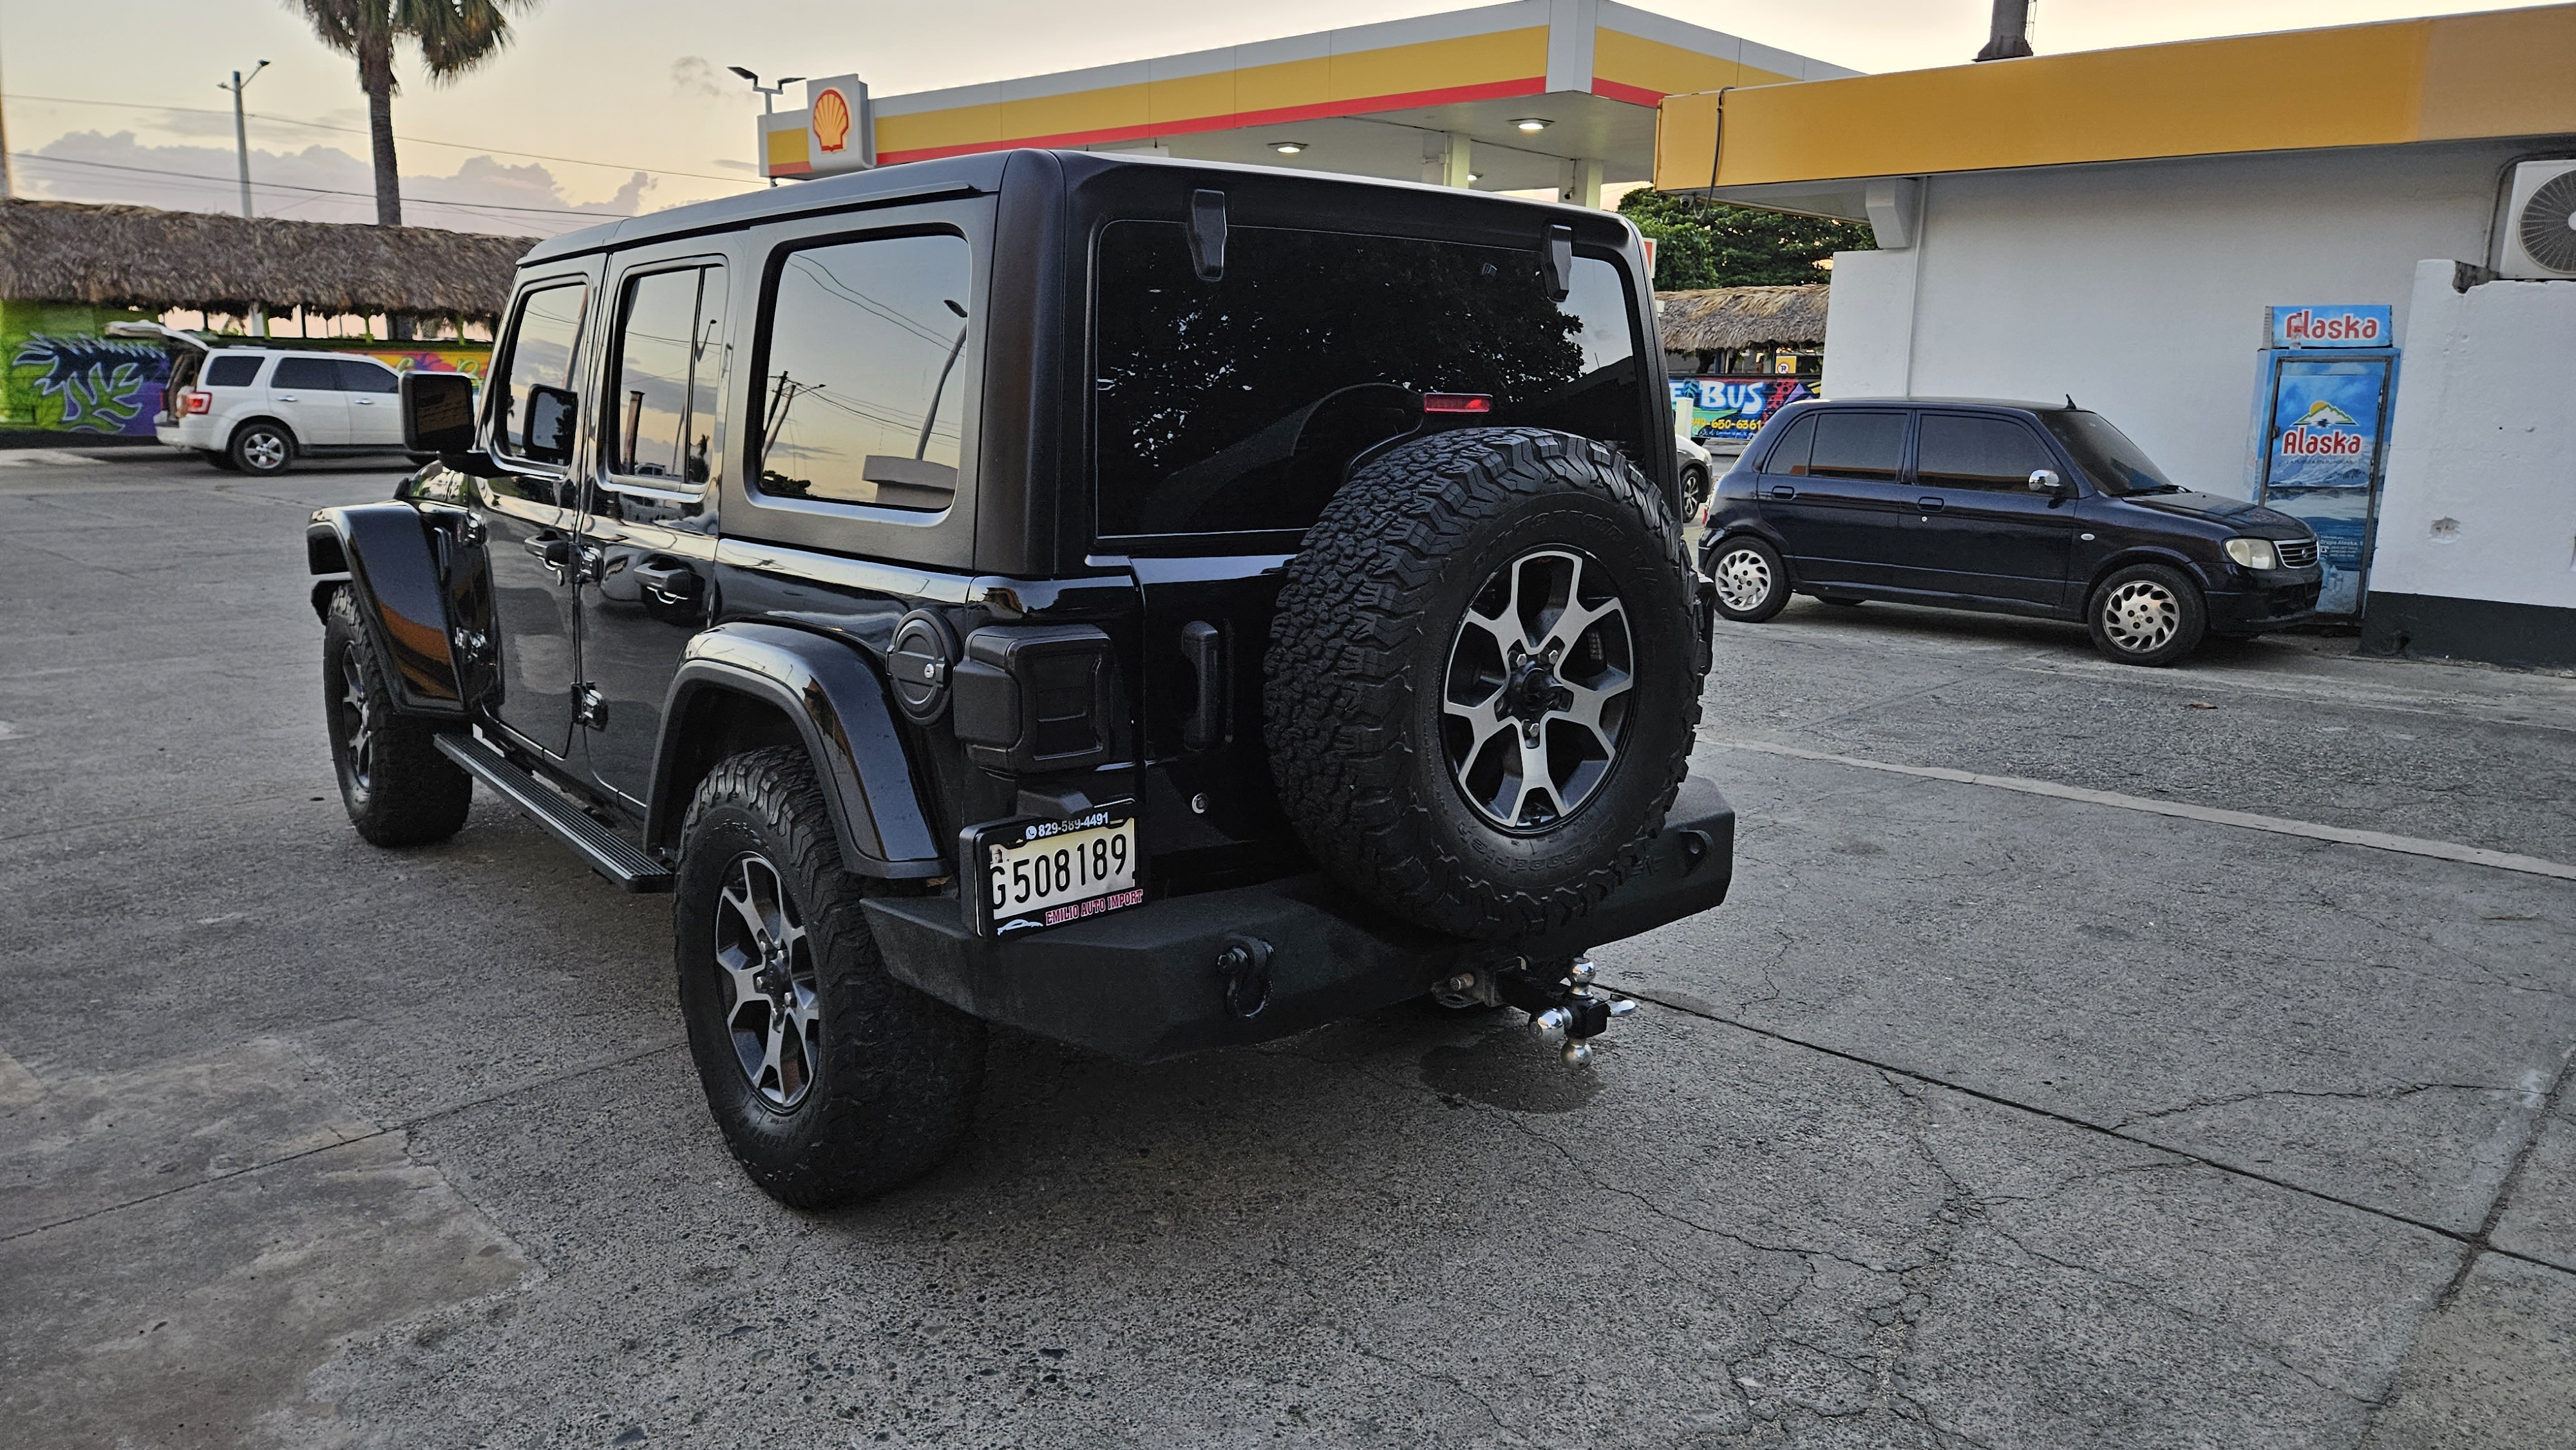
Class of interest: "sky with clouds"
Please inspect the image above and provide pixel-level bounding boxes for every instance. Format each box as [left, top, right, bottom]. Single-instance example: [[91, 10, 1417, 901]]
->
[[0, 1, 2555, 238]]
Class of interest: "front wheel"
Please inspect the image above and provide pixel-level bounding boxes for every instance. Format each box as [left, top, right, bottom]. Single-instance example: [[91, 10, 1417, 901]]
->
[[1705, 535, 1792, 623], [323, 588, 472, 845], [2088, 563, 2208, 666], [676, 747, 985, 1209]]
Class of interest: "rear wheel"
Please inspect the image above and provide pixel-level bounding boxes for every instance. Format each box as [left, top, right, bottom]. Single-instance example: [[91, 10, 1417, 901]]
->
[[1680, 463, 1712, 516], [229, 420, 294, 476], [1705, 535, 1792, 623], [676, 747, 986, 1208], [2088, 563, 2208, 666], [202, 448, 238, 471], [323, 588, 472, 846]]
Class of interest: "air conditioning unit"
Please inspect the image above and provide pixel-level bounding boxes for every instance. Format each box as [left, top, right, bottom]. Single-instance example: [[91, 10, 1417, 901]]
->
[[2498, 160, 2576, 279]]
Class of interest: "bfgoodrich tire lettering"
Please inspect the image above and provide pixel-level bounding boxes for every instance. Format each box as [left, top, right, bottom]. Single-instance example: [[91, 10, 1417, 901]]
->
[[323, 587, 472, 847], [1265, 428, 1703, 941], [676, 747, 985, 1209]]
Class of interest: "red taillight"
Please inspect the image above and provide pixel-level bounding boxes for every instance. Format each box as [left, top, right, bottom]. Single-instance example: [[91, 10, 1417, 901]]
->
[[182, 389, 211, 414], [1422, 393, 1493, 414]]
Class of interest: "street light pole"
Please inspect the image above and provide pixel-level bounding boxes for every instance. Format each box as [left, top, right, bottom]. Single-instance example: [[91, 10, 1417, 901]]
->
[[218, 60, 270, 218], [728, 66, 802, 187]]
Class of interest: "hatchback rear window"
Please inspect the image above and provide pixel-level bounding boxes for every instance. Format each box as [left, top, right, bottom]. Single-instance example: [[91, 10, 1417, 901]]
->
[[203, 355, 261, 388], [1092, 220, 1643, 538]]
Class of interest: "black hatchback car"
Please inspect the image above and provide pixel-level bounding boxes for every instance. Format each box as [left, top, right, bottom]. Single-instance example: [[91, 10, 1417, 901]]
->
[[1699, 399, 2323, 666]]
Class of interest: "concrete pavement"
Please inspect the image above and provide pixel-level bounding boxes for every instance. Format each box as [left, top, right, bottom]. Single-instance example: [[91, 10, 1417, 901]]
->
[[2, 449, 2570, 1448]]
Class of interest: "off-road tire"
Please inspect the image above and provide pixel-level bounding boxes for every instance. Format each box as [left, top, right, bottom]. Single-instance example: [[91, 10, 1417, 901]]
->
[[229, 419, 294, 476], [323, 587, 473, 846], [1265, 428, 1702, 941], [676, 747, 985, 1209], [2087, 562, 2208, 667], [1704, 534, 1793, 623]]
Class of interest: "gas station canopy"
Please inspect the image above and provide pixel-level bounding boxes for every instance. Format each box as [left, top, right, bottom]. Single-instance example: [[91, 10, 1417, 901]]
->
[[759, 0, 1852, 202]]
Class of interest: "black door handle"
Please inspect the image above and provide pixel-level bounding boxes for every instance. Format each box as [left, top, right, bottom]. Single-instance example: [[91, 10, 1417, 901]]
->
[[1180, 620, 1225, 752], [1917, 495, 1946, 512], [1768, 484, 1797, 500], [633, 560, 702, 603], [526, 534, 571, 567]]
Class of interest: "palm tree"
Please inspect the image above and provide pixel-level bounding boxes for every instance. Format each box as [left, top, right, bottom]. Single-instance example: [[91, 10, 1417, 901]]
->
[[285, 1, 537, 229]]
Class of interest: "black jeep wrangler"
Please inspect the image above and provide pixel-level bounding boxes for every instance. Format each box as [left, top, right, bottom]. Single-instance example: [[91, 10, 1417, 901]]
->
[[308, 151, 1734, 1207]]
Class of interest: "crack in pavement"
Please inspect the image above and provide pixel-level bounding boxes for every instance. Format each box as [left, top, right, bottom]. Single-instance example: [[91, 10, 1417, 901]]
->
[[2436, 1044, 2576, 1310], [2112, 1081, 2539, 1130], [0, 1037, 687, 1245], [1609, 983, 2576, 1284]]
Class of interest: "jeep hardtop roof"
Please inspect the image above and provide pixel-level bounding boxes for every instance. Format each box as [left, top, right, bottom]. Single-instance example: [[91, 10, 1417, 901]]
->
[[517, 149, 1639, 267]]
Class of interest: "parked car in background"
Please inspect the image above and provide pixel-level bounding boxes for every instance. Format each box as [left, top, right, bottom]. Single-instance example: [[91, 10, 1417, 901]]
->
[[1698, 397, 2323, 666], [1676, 433, 1714, 518], [155, 346, 424, 475]]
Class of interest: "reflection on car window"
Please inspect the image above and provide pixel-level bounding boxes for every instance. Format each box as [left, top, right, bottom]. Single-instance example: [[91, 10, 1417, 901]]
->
[[1917, 415, 2054, 490], [494, 281, 589, 462], [2038, 411, 2180, 495], [611, 267, 726, 487], [272, 357, 339, 391], [336, 359, 401, 394], [1759, 413, 1816, 474], [1804, 411, 1904, 480], [1093, 221, 1641, 537], [755, 235, 970, 511]]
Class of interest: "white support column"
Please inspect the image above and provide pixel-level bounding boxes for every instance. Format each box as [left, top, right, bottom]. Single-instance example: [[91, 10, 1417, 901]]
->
[[1442, 132, 1474, 189]]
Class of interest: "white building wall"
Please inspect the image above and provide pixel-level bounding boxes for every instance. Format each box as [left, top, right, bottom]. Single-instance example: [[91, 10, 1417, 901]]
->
[[1819, 141, 2529, 500], [2372, 259, 2576, 612]]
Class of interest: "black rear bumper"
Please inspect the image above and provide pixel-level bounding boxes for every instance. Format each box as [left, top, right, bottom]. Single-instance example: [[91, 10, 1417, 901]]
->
[[864, 775, 1736, 1061]]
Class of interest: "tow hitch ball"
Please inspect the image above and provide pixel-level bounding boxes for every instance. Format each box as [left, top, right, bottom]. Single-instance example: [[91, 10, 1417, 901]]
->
[[1443, 956, 1636, 1066]]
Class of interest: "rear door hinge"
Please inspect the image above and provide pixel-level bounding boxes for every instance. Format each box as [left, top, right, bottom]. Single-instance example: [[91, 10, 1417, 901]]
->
[[573, 683, 607, 730]]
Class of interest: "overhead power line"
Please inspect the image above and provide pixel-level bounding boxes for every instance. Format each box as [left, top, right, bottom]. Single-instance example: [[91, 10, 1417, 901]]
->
[[10, 151, 635, 220], [8, 91, 761, 188]]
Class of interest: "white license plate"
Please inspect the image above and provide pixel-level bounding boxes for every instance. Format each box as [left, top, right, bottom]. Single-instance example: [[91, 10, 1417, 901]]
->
[[974, 804, 1140, 936]]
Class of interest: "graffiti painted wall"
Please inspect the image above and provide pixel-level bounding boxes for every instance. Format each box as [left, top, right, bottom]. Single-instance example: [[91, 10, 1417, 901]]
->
[[3, 303, 169, 437], [1670, 375, 1817, 446], [3, 299, 491, 440]]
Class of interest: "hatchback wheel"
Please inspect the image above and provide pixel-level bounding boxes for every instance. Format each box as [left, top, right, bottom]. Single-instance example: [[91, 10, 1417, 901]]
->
[[2088, 563, 2207, 666], [1704, 535, 1791, 623]]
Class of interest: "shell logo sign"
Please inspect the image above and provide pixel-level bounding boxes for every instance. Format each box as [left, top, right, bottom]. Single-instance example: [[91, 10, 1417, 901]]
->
[[759, 73, 875, 180], [813, 87, 853, 154]]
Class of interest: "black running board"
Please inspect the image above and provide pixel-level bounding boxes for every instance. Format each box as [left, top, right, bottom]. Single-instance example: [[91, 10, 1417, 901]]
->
[[436, 733, 674, 893]]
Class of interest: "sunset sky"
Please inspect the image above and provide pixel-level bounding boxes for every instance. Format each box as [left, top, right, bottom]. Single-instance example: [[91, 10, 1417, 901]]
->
[[2, 1, 2557, 236]]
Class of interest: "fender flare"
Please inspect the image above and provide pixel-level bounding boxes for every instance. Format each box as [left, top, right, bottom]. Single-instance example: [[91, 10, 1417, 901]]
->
[[649, 622, 944, 880], [2083, 545, 2221, 604], [305, 504, 466, 717]]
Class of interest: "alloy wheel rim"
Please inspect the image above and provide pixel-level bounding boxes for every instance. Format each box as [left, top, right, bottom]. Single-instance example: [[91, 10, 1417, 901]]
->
[[337, 642, 374, 793], [2101, 579, 2181, 653], [1441, 547, 1634, 832], [712, 852, 820, 1109], [243, 431, 286, 470], [1710, 547, 1774, 613]]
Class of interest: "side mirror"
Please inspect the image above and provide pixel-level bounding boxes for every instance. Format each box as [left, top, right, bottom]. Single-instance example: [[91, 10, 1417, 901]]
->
[[401, 371, 477, 453], [522, 384, 579, 466], [2027, 468, 2064, 494]]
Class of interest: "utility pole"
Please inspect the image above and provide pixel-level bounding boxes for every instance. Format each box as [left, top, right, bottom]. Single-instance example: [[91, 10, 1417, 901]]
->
[[728, 67, 802, 187], [1, 16, 17, 199], [219, 61, 269, 218]]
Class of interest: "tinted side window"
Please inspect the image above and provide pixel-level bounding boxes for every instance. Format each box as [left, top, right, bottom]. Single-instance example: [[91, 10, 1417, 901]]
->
[[611, 266, 726, 486], [1806, 411, 1906, 480], [1094, 221, 1640, 537], [1759, 413, 1817, 474], [272, 357, 339, 390], [755, 236, 969, 511], [493, 281, 590, 462], [1917, 415, 2054, 490], [204, 355, 261, 388], [337, 358, 401, 394]]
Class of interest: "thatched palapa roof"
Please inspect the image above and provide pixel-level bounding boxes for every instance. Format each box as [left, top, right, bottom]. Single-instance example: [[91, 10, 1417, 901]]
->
[[0, 199, 533, 322], [1655, 285, 1829, 352]]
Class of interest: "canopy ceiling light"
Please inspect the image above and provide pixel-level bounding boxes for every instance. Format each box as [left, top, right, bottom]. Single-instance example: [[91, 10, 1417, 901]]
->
[[1272, 141, 1307, 155], [1511, 117, 1551, 132]]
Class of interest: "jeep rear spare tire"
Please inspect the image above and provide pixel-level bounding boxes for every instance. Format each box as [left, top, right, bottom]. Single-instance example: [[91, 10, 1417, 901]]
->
[[1265, 428, 1703, 941]]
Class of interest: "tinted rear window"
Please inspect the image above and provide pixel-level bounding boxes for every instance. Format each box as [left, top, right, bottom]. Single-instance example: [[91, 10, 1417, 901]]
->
[[1757, 412, 1817, 473], [204, 355, 263, 388], [337, 358, 401, 393], [1093, 221, 1642, 538], [1806, 411, 1906, 480], [272, 357, 339, 390]]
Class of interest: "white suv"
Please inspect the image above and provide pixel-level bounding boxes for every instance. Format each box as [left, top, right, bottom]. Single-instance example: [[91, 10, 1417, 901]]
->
[[155, 347, 421, 475]]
